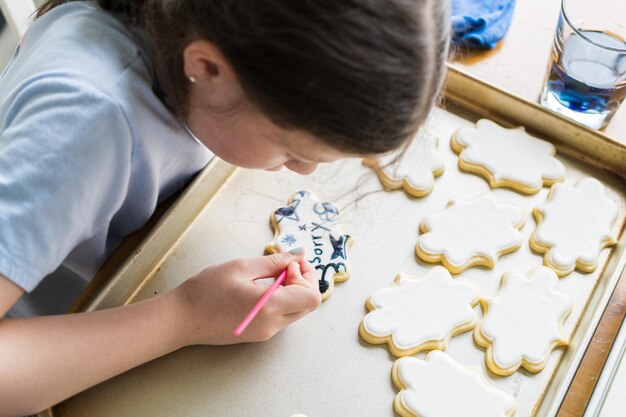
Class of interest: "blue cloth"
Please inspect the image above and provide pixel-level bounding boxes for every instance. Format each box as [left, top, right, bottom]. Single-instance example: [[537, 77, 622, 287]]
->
[[451, 0, 516, 49], [0, 3, 212, 316]]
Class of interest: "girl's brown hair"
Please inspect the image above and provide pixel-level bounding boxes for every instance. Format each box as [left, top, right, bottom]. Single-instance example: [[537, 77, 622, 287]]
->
[[37, 0, 450, 155]]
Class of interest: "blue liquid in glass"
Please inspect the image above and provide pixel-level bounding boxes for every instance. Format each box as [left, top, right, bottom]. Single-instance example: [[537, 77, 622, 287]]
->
[[545, 30, 626, 124]]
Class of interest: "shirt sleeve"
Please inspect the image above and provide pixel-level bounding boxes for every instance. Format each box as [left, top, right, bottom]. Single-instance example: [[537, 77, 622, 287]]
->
[[0, 77, 133, 291]]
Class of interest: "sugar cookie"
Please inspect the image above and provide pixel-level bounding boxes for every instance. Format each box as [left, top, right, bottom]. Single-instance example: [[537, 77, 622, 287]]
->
[[416, 196, 526, 274], [266, 191, 352, 301], [451, 119, 565, 194], [474, 267, 572, 376], [392, 351, 516, 417], [359, 266, 478, 357], [530, 177, 620, 277], [363, 132, 444, 197]]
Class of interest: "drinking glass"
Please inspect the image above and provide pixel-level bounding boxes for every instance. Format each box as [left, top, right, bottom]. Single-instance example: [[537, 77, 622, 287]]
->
[[540, 0, 626, 129]]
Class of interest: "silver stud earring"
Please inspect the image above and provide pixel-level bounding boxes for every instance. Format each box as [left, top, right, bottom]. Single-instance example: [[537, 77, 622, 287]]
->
[[189, 75, 197, 83]]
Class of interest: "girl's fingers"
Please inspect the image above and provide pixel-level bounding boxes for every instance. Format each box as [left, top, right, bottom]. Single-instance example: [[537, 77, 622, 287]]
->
[[235, 256, 320, 322], [296, 258, 318, 288], [264, 278, 321, 315], [281, 310, 310, 325], [237, 251, 305, 281], [270, 260, 321, 314], [283, 258, 317, 287]]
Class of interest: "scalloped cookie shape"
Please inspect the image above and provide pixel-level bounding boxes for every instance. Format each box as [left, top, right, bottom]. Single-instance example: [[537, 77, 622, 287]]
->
[[392, 351, 516, 417], [363, 132, 444, 198], [474, 267, 572, 376], [359, 266, 478, 357], [530, 178, 619, 277], [452, 119, 566, 194], [416, 196, 526, 274], [266, 191, 352, 301]]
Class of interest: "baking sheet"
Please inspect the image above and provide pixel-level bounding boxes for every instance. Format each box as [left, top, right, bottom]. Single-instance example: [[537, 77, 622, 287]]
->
[[53, 102, 626, 417]]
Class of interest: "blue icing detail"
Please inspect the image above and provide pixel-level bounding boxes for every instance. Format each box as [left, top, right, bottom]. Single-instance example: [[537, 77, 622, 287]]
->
[[313, 202, 339, 222], [311, 222, 331, 233], [276, 206, 295, 216], [275, 201, 300, 223], [330, 234, 350, 260], [281, 234, 297, 247], [315, 262, 348, 293]]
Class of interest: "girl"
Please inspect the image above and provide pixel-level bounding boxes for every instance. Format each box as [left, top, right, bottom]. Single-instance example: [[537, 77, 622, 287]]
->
[[0, 1, 449, 415]]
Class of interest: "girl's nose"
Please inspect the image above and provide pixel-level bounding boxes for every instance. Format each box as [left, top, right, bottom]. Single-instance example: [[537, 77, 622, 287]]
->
[[284, 159, 318, 175]]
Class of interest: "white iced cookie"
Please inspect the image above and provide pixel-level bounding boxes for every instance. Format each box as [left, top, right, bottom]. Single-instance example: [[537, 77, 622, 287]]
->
[[416, 196, 526, 274], [451, 119, 566, 194], [359, 267, 478, 357], [530, 177, 620, 277], [363, 132, 444, 197], [474, 267, 572, 376], [266, 190, 352, 301], [392, 351, 516, 417]]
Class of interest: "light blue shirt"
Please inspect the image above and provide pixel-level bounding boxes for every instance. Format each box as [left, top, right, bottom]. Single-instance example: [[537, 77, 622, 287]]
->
[[0, 3, 213, 316]]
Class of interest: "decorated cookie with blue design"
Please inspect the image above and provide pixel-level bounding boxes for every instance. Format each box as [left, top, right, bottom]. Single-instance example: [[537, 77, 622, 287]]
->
[[266, 191, 352, 301]]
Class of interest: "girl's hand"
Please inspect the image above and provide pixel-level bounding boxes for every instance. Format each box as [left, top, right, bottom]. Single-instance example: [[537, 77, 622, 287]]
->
[[173, 250, 322, 345]]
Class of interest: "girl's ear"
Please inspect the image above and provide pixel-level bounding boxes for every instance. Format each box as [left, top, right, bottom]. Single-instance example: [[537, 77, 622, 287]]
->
[[182, 40, 238, 85], [183, 40, 246, 110]]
